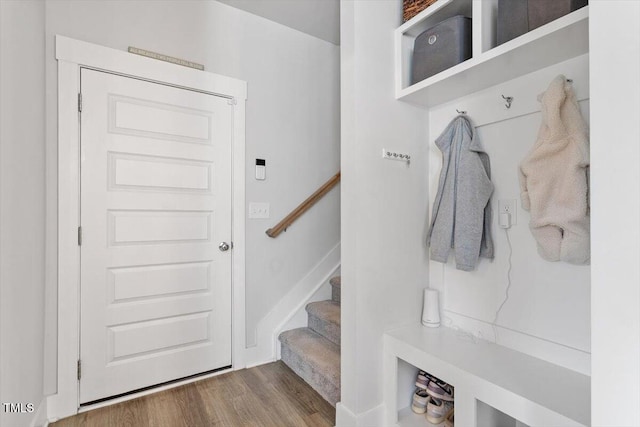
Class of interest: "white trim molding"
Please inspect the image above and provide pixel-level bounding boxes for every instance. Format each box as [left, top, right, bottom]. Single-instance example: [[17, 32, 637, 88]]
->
[[48, 35, 247, 421], [29, 398, 48, 427], [336, 402, 385, 427], [244, 243, 341, 368]]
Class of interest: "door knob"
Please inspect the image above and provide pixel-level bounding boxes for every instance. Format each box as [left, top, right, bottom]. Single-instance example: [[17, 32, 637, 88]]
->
[[218, 242, 231, 252]]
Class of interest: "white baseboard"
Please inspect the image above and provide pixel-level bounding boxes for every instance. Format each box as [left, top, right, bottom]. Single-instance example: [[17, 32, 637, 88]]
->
[[336, 402, 385, 427], [335, 402, 356, 427], [244, 242, 341, 368], [30, 398, 48, 427]]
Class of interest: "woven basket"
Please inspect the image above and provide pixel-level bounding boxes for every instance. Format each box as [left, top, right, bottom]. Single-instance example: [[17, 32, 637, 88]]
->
[[403, 0, 438, 22]]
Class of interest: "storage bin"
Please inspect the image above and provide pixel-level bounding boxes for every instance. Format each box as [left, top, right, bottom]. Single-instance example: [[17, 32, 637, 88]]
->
[[497, 0, 588, 46], [403, 0, 437, 22], [411, 15, 472, 85]]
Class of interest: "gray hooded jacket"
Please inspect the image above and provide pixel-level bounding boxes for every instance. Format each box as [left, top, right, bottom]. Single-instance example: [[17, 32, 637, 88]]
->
[[427, 115, 494, 271]]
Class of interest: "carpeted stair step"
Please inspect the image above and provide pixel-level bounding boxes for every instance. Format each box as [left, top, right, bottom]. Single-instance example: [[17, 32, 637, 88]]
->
[[278, 327, 340, 406], [330, 276, 341, 303], [306, 300, 340, 346]]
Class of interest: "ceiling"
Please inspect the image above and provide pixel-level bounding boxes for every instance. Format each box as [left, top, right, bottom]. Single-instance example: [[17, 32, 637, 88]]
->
[[217, 0, 340, 45]]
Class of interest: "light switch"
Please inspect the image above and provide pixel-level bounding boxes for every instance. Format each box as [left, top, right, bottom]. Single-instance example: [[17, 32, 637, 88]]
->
[[249, 202, 270, 219], [255, 159, 266, 180]]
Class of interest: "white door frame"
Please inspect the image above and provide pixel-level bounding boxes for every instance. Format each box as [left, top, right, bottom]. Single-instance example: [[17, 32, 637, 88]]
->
[[49, 35, 247, 420]]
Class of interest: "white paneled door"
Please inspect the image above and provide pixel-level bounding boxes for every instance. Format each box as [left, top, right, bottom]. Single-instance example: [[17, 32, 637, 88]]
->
[[79, 69, 233, 404]]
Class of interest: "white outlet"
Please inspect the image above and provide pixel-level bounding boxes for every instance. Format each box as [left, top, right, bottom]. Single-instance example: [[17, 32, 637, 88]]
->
[[498, 199, 517, 225], [249, 202, 270, 219]]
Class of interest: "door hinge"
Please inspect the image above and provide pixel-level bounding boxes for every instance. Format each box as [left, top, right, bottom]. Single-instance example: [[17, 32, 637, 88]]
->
[[78, 93, 82, 112], [77, 360, 82, 380], [77, 226, 82, 246]]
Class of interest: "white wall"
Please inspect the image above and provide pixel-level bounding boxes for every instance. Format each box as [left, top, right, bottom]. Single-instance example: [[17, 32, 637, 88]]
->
[[590, 1, 640, 425], [0, 0, 47, 426], [44, 0, 340, 383], [216, 0, 340, 45], [428, 55, 591, 375], [339, 1, 430, 424]]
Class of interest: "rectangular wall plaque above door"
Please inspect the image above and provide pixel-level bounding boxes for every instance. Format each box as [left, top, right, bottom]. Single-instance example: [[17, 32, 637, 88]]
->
[[128, 46, 205, 70]]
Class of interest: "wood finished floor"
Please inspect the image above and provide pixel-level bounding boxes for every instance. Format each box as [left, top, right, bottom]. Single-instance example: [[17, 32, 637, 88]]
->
[[51, 361, 335, 427]]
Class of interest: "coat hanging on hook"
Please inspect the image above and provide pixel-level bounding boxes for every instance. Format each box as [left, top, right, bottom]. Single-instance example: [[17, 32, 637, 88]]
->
[[427, 115, 494, 271], [519, 74, 590, 264]]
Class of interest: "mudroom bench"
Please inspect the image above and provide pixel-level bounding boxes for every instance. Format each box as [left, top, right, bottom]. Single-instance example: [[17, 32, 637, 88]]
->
[[383, 324, 590, 427]]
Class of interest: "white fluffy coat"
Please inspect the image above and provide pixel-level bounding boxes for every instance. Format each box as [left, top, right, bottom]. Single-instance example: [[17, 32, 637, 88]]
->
[[519, 75, 590, 264]]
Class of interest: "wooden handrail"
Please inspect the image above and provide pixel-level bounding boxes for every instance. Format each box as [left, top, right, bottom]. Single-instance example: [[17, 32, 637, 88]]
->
[[266, 171, 341, 238]]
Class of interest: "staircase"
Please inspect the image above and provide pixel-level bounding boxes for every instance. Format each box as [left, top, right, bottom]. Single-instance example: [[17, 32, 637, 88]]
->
[[278, 276, 341, 406]]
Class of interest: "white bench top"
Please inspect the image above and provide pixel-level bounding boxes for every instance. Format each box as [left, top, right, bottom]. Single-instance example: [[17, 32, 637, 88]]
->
[[385, 324, 590, 426]]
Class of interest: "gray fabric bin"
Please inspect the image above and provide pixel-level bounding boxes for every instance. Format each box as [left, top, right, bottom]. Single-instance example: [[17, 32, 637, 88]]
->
[[497, 0, 588, 46], [411, 15, 472, 85]]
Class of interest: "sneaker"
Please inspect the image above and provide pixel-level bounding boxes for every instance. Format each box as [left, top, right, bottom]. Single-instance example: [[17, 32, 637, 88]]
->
[[426, 379, 454, 401], [415, 370, 434, 390], [411, 388, 429, 414], [426, 397, 453, 424], [444, 407, 454, 427]]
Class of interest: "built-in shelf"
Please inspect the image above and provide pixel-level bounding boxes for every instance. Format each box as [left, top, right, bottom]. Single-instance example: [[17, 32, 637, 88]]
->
[[395, 1, 589, 108], [389, 3, 592, 424], [383, 324, 590, 427]]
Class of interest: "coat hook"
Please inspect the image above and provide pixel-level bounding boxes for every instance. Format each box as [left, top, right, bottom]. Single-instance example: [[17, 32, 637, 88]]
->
[[502, 94, 513, 109], [456, 109, 467, 114]]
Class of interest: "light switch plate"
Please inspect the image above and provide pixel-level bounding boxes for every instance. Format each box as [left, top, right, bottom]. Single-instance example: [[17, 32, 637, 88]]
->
[[249, 202, 270, 219]]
